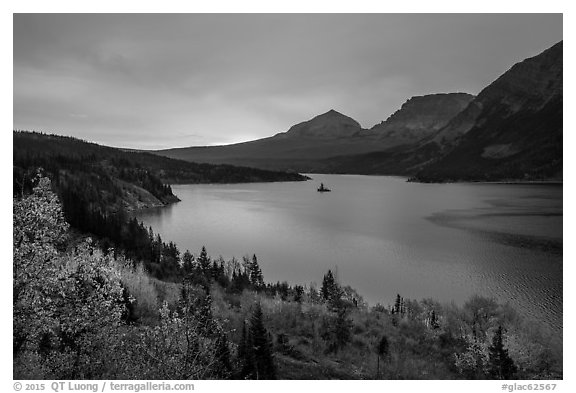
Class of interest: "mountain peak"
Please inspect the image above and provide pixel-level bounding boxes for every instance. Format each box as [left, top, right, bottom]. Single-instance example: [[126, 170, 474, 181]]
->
[[312, 109, 356, 122], [277, 110, 362, 139]]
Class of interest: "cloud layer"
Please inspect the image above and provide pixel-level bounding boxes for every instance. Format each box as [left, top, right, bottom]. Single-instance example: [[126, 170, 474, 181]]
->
[[14, 14, 562, 149]]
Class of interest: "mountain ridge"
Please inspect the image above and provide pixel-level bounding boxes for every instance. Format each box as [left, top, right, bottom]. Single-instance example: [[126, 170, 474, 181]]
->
[[155, 92, 475, 172], [368, 93, 474, 143]]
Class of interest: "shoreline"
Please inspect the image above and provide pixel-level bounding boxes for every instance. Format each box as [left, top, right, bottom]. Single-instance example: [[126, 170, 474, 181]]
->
[[306, 173, 563, 185]]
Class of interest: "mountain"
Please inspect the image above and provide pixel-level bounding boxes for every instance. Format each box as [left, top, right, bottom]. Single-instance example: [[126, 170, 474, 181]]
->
[[156, 109, 369, 172], [155, 93, 474, 172], [413, 41, 563, 182], [277, 109, 362, 139], [367, 93, 474, 144], [322, 41, 563, 181], [13, 131, 309, 211]]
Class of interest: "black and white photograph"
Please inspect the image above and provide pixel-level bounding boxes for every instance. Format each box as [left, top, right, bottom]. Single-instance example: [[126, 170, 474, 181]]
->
[[10, 8, 566, 386]]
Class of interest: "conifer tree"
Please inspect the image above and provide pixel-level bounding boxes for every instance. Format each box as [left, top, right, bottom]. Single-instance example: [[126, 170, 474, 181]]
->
[[293, 285, 304, 303], [487, 326, 517, 380], [237, 304, 276, 379], [237, 320, 255, 379], [248, 254, 264, 290], [182, 250, 194, 276], [197, 246, 211, 273], [321, 269, 337, 302], [214, 332, 233, 378], [394, 294, 402, 314], [249, 303, 276, 379], [376, 335, 389, 378]]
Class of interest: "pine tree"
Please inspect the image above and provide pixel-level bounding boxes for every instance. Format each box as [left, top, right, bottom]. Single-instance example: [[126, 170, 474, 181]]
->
[[197, 246, 211, 272], [182, 250, 194, 276], [213, 332, 233, 378], [393, 294, 402, 314], [293, 285, 304, 303], [237, 320, 253, 379], [487, 326, 517, 379], [249, 303, 276, 379], [376, 335, 389, 378], [320, 269, 337, 302], [248, 254, 264, 290], [237, 303, 276, 379]]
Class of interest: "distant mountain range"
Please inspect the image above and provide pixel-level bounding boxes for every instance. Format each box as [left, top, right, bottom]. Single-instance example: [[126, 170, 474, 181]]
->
[[154, 41, 562, 182], [155, 93, 474, 173]]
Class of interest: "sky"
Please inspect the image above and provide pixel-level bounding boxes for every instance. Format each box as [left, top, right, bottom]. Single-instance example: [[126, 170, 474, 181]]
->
[[13, 14, 562, 149]]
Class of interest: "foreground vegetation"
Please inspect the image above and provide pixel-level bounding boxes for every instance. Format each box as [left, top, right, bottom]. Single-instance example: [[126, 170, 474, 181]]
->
[[13, 177, 561, 379]]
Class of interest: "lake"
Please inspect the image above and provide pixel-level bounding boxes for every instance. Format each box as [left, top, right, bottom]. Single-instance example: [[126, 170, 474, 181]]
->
[[135, 174, 562, 337]]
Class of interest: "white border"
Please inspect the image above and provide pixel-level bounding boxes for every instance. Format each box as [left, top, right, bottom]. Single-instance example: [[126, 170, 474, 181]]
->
[[3, 3, 572, 392]]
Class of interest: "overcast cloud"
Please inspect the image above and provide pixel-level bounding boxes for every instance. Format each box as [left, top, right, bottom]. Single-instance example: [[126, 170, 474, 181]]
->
[[13, 14, 562, 149]]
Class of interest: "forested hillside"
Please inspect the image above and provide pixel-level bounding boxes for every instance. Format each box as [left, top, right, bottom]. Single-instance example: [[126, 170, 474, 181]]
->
[[14, 131, 308, 198]]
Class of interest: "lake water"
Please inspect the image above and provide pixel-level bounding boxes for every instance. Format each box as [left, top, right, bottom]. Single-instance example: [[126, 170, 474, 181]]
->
[[135, 174, 562, 336]]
